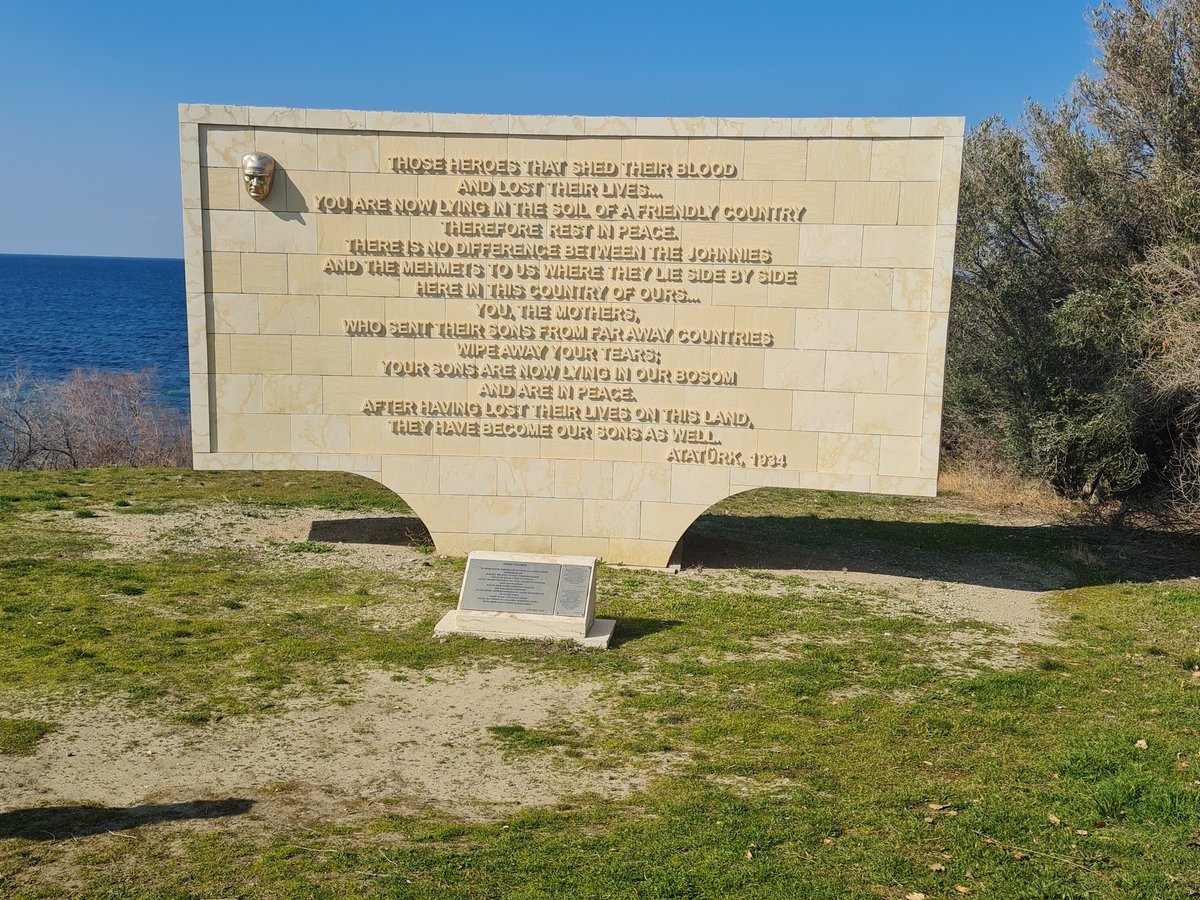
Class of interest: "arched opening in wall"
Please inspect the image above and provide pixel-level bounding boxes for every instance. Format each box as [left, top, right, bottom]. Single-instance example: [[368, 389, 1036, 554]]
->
[[670, 485, 923, 578], [669, 484, 1200, 605], [191, 467, 434, 552], [294, 470, 434, 553]]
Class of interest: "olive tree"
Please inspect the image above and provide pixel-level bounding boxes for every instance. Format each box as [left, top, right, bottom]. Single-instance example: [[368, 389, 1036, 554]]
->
[[948, 0, 1200, 516]]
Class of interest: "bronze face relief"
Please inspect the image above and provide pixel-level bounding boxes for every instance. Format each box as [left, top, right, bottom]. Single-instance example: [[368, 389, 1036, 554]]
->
[[241, 152, 277, 200]]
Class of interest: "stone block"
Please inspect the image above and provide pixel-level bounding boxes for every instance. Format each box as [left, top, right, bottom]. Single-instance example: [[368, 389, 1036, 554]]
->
[[240, 253, 288, 294], [886, 352, 927, 395], [202, 167, 242, 210], [853, 393, 924, 436], [806, 139, 872, 181], [831, 118, 911, 138], [892, 268, 933, 311], [527, 498, 583, 536], [817, 432, 881, 474], [861, 226, 936, 268], [582, 499, 641, 538], [792, 391, 855, 433], [211, 294, 259, 334], [285, 170, 351, 213], [791, 118, 833, 138], [292, 414, 350, 453], [202, 126, 255, 168], [899, 182, 940, 225], [292, 336, 352, 375], [259, 294, 319, 335], [879, 435, 923, 477], [554, 460, 613, 499], [317, 133, 380, 172], [857, 310, 930, 354], [742, 140, 807, 180], [441, 457, 498, 496], [228, 334, 291, 374], [828, 268, 892, 310], [263, 374, 322, 414], [254, 211, 317, 254], [763, 349, 826, 390], [469, 496, 525, 534], [494, 534, 556, 555], [218, 413, 290, 452], [870, 138, 944, 181], [768, 266, 830, 308], [834, 182, 900, 225], [203, 210, 255, 252], [214, 373, 262, 415], [825, 351, 889, 393], [771, 180, 835, 224], [798, 224, 863, 267]]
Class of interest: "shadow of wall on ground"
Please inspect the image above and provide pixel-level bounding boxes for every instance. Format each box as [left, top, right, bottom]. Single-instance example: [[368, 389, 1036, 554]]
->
[[299, 500, 1200, 593], [0, 799, 254, 841], [681, 514, 1200, 592]]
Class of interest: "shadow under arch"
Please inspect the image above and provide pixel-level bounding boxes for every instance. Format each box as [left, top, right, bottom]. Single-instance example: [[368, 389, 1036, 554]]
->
[[273, 468, 435, 550], [307, 514, 432, 548], [671, 486, 1200, 591]]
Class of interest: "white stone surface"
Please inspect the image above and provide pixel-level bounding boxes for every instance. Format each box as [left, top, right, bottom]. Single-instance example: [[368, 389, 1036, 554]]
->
[[434, 610, 616, 649], [182, 106, 964, 566], [433, 550, 608, 646]]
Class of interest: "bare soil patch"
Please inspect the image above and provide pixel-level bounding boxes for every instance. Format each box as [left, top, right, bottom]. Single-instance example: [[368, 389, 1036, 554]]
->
[[684, 533, 1065, 648], [68, 504, 433, 573], [2, 667, 639, 830]]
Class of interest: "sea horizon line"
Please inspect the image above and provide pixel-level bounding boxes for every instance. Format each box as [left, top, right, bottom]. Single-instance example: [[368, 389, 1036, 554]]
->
[[0, 251, 183, 263]]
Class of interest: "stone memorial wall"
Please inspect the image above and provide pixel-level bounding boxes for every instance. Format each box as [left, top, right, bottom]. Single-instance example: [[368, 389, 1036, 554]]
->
[[180, 106, 963, 567]]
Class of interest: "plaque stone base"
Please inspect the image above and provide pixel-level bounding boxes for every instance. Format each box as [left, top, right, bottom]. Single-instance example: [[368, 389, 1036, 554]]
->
[[434, 610, 617, 648], [434, 551, 615, 649]]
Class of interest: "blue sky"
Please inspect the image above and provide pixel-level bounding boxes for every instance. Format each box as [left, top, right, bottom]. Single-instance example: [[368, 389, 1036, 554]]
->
[[0, 1, 1097, 259]]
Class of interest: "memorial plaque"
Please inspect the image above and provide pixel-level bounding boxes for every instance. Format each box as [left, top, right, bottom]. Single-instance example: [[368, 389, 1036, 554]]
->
[[553, 564, 591, 618], [436, 551, 613, 647], [460, 557, 561, 615], [180, 106, 964, 567]]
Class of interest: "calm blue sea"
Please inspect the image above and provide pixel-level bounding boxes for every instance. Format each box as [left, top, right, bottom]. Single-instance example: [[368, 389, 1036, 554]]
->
[[0, 254, 188, 408]]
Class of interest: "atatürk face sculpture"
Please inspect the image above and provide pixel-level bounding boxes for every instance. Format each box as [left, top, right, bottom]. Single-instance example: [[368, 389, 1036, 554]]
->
[[241, 152, 277, 201]]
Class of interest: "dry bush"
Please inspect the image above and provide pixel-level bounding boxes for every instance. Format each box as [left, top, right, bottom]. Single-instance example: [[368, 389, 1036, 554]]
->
[[1161, 411, 1200, 522], [938, 458, 1075, 521], [1139, 246, 1200, 401], [0, 368, 190, 470], [1137, 244, 1200, 520]]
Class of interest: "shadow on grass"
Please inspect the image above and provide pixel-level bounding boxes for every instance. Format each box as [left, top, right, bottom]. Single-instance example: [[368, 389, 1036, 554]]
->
[[0, 798, 254, 841], [681, 515, 1200, 591], [308, 516, 432, 548], [606, 617, 682, 649]]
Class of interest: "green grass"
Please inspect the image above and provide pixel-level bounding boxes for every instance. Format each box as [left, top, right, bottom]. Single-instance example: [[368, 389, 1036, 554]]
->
[[0, 718, 54, 755], [0, 468, 413, 520], [0, 547, 467, 721], [282, 540, 336, 554], [488, 724, 582, 754], [2, 468, 1200, 897]]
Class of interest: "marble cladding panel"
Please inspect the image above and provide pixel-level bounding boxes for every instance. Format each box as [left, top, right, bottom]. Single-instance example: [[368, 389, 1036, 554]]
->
[[185, 108, 962, 567]]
